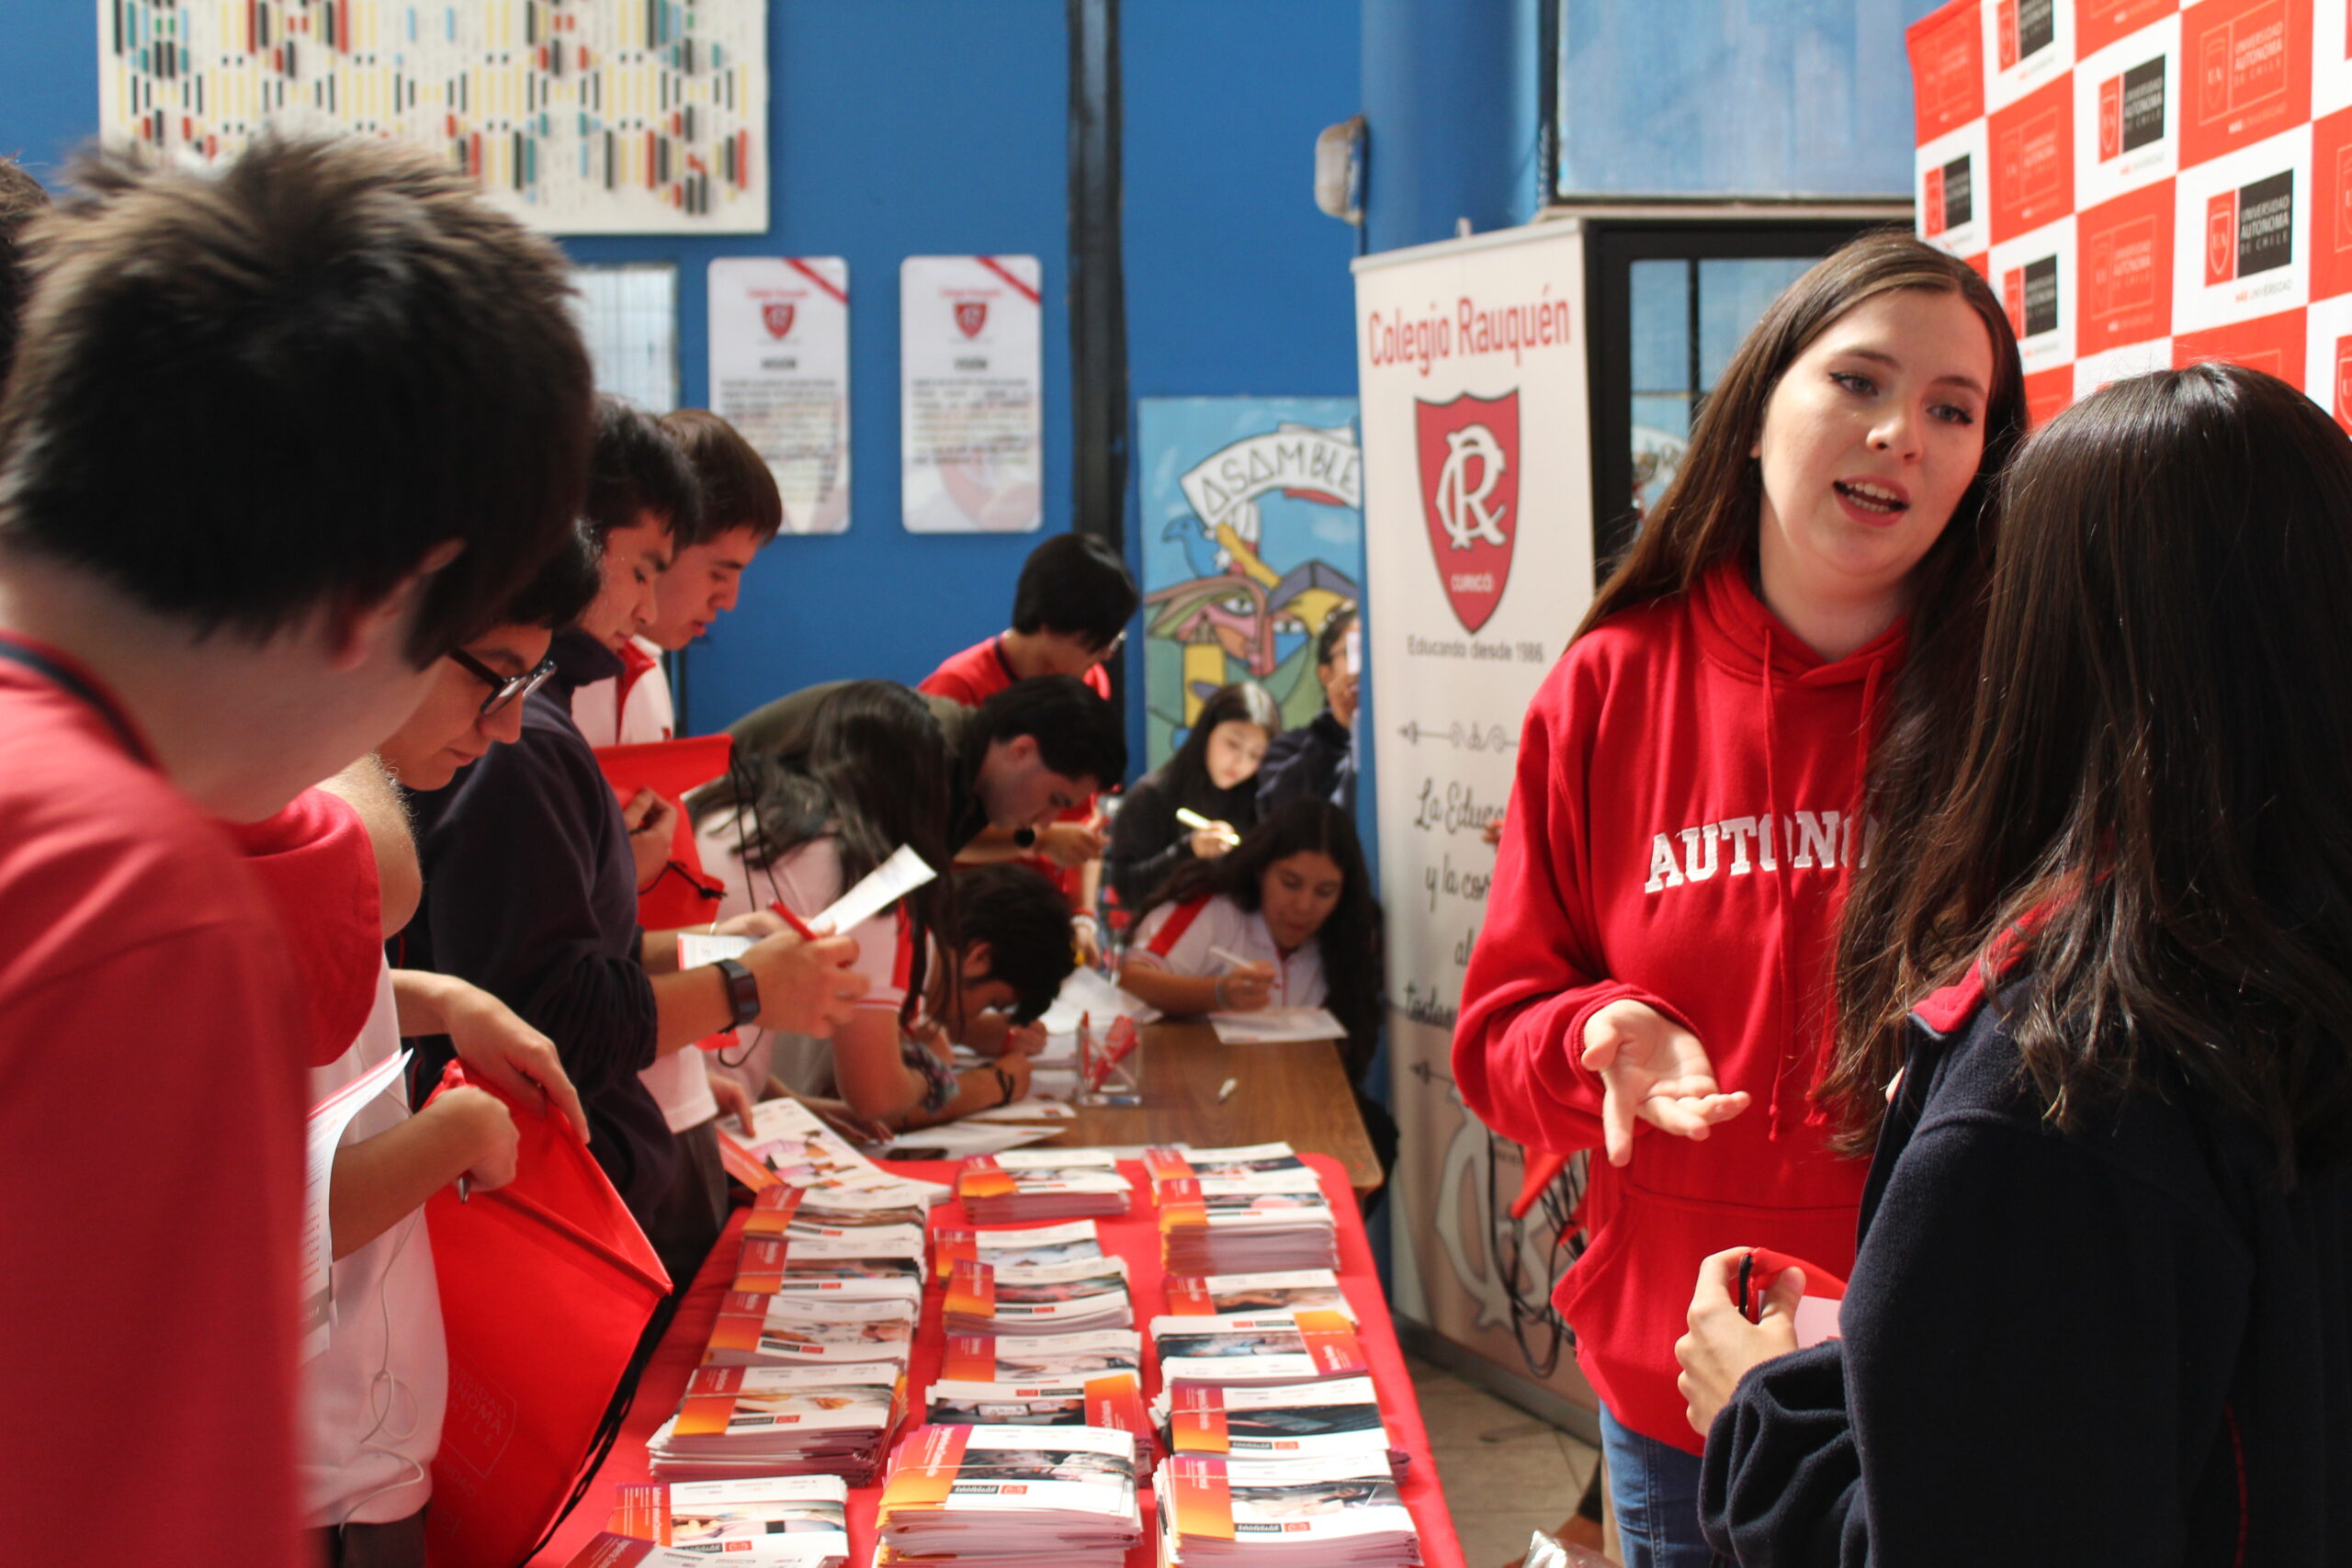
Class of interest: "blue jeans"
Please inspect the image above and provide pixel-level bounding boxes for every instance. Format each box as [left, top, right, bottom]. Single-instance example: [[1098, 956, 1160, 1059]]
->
[[1597, 1405, 1715, 1568]]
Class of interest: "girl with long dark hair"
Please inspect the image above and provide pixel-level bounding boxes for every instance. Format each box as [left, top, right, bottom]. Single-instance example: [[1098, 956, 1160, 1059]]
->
[[1105, 680, 1283, 914], [1453, 231, 2026, 1565], [1679, 362, 2352, 1563], [1120, 798, 1383, 1089], [688, 680, 964, 1122]]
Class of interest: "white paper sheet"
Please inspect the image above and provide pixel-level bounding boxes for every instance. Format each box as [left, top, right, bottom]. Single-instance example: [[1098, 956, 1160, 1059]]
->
[[818, 844, 935, 933], [678, 931, 753, 969], [899, 254, 1043, 533], [1206, 1007, 1348, 1044], [301, 1047, 413, 1363], [1039, 966, 1161, 1034], [868, 1122, 1060, 1160]]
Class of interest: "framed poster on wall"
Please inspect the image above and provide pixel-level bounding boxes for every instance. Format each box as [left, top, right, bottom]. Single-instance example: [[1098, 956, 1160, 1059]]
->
[[899, 255, 1044, 533], [709, 257, 853, 535]]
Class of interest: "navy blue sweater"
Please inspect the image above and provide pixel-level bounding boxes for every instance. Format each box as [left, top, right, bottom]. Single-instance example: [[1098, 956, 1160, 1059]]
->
[[1700, 975, 2352, 1564], [401, 630, 673, 1225]]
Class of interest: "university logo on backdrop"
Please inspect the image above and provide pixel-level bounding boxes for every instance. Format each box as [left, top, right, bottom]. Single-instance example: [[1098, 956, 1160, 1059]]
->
[[956, 300, 989, 338], [1414, 391, 1519, 635], [762, 301, 796, 339]]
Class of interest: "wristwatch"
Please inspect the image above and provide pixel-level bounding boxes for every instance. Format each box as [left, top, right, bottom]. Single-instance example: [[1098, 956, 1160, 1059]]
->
[[1012, 826, 1039, 850], [714, 956, 762, 1029]]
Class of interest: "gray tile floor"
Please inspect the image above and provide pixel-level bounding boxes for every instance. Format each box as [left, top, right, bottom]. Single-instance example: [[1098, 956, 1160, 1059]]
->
[[1407, 1350, 1603, 1567]]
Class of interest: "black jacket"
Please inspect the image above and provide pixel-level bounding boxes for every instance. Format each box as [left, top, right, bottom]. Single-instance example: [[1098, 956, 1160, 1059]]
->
[[1103, 768, 1258, 914], [1254, 710, 1353, 816], [1700, 975, 2352, 1565], [401, 630, 673, 1225]]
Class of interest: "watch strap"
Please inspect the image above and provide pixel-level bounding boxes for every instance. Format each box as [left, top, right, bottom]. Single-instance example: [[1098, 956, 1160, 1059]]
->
[[713, 955, 762, 1029]]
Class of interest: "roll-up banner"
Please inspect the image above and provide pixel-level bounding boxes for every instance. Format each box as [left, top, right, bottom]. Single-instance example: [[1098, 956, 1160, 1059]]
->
[[1910, 0, 2352, 425], [1353, 222, 1600, 1428]]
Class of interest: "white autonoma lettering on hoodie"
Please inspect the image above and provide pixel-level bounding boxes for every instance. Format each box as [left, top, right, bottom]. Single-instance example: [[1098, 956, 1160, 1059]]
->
[[1643, 811, 1879, 895]]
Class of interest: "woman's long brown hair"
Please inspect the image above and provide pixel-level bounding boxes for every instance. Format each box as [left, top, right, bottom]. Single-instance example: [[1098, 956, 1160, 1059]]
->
[[1823, 364, 2352, 1177], [1572, 231, 2028, 1154]]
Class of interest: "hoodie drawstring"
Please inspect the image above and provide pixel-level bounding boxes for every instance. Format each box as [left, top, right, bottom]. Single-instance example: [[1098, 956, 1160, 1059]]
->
[[1760, 622, 1792, 1144]]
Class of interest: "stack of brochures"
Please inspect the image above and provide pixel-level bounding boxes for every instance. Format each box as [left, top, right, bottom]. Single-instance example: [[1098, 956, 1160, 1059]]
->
[[647, 1186, 927, 1484], [957, 1148, 1135, 1222], [1161, 1269, 1355, 1321], [646, 1362, 905, 1484], [1150, 1310, 1368, 1389], [875, 1423, 1144, 1565], [1155, 1453, 1420, 1564], [1156, 1376, 1404, 1472], [1148, 1145, 1339, 1274], [604, 1474, 851, 1565]]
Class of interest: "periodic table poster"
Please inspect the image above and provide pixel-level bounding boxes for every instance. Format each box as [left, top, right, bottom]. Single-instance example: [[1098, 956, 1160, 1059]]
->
[[1909, 0, 2352, 426]]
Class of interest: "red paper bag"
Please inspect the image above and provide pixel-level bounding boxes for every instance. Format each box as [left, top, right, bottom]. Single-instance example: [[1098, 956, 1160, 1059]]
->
[[422, 1064, 672, 1568], [594, 735, 734, 931]]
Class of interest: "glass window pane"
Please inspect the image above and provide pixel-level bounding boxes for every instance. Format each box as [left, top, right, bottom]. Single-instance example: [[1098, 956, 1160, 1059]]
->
[[1630, 259, 1690, 396], [1697, 257, 1817, 389], [1558, 0, 1949, 198]]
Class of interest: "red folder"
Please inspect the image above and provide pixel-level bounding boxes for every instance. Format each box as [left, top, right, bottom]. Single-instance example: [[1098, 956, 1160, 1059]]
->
[[423, 1064, 672, 1568], [594, 735, 735, 932]]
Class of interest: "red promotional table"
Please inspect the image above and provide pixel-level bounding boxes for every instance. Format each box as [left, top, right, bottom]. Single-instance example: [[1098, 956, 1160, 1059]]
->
[[527, 1153, 1465, 1568]]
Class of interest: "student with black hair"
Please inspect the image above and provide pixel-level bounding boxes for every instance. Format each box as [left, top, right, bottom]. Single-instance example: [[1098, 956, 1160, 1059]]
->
[[921, 532, 1139, 704], [693, 682, 1057, 1124], [1105, 681, 1282, 913], [729, 673, 1127, 858], [404, 399, 865, 1280], [920, 533, 1139, 919], [572, 407, 786, 748], [0, 135, 594, 1568], [1682, 364, 2352, 1564], [1120, 800, 1386, 1108], [1256, 605, 1359, 815]]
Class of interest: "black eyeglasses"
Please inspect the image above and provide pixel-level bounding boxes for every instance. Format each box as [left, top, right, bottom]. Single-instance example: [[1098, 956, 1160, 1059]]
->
[[447, 647, 557, 717]]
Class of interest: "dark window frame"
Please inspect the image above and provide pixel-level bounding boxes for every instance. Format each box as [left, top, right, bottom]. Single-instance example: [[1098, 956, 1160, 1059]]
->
[[1582, 218, 1893, 586]]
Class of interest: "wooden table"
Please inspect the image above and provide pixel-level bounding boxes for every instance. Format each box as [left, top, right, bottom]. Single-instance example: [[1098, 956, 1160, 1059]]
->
[[1044, 1020, 1385, 1196]]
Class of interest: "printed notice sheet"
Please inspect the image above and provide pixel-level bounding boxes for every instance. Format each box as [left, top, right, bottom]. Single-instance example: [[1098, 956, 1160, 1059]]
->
[[709, 257, 852, 534], [899, 255, 1042, 533]]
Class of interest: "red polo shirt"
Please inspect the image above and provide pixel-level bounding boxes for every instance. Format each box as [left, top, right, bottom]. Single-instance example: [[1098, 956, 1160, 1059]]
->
[[0, 632, 307, 1568]]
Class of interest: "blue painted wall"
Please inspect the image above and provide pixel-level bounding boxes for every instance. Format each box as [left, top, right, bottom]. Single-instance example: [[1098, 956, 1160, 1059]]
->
[[0, 1, 1369, 765]]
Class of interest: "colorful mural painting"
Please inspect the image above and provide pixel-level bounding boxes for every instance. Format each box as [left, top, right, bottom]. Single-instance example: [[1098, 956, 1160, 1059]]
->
[[1135, 398, 1364, 770]]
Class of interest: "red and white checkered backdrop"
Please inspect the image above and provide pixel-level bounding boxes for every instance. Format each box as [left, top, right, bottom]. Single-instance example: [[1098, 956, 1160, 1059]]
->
[[1909, 0, 2352, 426]]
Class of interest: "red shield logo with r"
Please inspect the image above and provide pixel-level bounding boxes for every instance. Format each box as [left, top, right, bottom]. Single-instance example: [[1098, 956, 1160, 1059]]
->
[[762, 302, 796, 339], [956, 300, 989, 338], [2334, 336, 2352, 434], [1415, 391, 1521, 635]]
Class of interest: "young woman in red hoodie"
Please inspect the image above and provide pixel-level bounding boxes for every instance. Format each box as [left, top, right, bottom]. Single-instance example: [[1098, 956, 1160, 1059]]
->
[[1453, 231, 2025, 1567]]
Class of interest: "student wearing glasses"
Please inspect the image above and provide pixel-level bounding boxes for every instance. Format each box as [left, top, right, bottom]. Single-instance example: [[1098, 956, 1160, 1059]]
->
[[402, 400, 868, 1280]]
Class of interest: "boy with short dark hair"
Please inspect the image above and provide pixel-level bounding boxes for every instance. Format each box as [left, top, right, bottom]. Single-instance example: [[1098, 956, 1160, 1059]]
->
[[571, 408, 786, 748], [0, 135, 594, 1568], [404, 400, 864, 1284]]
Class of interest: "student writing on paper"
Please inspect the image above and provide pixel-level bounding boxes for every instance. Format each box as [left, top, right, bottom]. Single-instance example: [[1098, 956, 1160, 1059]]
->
[[1120, 801, 1394, 1178], [1103, 680, 1279, 915], [402, 400, 865, 1280], [689, 687, 1080, 1126], [1678, 366, 2352, 1566], [0, 138, 596, 1568]]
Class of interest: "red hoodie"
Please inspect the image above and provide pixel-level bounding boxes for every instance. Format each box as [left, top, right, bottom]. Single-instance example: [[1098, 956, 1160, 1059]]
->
[[1453, 557, 1901, 1452]]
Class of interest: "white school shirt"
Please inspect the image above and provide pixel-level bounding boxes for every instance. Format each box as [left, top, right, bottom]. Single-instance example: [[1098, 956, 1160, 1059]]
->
[[692, 815, 917, 1099], [302, 962, 447, 1527], [570, 635, 674, 749], [1125, 893, 1328, 1010]]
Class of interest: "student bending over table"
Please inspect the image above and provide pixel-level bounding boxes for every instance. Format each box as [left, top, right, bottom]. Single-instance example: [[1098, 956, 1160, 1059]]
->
[[691, 685, 1078, 1127]]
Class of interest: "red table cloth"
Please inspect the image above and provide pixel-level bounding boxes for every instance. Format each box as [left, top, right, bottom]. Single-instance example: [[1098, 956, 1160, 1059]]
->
[[528, 1154, 1467, 1568]]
